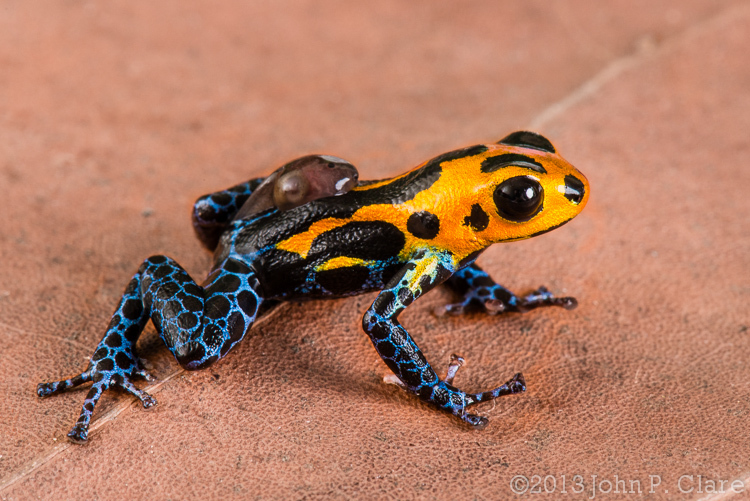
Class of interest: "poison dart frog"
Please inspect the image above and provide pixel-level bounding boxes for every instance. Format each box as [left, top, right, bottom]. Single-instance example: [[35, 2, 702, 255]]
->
[[38, 131, 589, 443]]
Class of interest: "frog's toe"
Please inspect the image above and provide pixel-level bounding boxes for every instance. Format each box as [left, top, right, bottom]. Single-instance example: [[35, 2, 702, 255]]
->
[[519, 286, 578, 311], [116, 375, 157, 409], [67, 423, 89, 444], [461, 413, 489, 429], [433, 301, 468, 316], [37, 370, 93, 398], [464, 372, 526, 407]]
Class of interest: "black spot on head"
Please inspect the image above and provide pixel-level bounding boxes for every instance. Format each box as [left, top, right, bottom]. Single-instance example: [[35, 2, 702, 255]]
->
[[480, 153, 546, 174], [316, 266, 371, 296], [463, 204, 490, 231], [498, 131, 555, 154], [563, 175, 585, 205], [406, 211, 440, 239]]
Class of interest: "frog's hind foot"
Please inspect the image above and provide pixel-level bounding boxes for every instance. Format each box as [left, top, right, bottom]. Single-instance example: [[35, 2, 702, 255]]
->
[[38, 366, 157, 443]]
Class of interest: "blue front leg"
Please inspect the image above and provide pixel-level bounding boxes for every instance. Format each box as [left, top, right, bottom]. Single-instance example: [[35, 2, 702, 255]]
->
[[362, 253, 526, 428], [441, 263, 578, 315], [37, 255, 263, 442]]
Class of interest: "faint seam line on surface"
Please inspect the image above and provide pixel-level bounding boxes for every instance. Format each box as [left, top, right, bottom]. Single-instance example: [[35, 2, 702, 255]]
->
[[697, 471, 750, 501], [0, 303, 286, 494], [528, 3, 750, 131]]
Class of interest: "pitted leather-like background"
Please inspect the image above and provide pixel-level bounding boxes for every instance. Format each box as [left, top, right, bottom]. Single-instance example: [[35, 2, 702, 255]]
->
[[1, 1, 748, 499]]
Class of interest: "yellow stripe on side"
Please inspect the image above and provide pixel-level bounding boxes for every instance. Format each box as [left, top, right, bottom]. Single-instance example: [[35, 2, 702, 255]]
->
[[315, 256, 373, 272]]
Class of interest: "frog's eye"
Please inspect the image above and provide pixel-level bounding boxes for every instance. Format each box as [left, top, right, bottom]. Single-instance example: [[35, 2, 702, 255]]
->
[[493, 176, 544, 222]]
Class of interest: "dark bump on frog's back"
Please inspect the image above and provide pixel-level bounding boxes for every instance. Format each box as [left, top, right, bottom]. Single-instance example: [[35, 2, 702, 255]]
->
[[38, 130, 589, 442]]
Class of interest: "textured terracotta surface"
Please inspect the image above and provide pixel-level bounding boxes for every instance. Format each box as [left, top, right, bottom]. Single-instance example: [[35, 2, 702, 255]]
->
[[1, 1, 749, 499]]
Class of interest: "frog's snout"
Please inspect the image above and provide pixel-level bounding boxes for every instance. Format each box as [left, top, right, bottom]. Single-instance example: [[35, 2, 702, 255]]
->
[[560, 174, 586, 205]]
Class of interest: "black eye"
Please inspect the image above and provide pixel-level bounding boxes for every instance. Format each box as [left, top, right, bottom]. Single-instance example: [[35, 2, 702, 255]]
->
[[493, 176, 544, 222]]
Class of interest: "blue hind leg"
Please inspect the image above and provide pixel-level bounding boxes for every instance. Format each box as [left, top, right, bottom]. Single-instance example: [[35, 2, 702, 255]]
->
[[37, 255, 262, 443]]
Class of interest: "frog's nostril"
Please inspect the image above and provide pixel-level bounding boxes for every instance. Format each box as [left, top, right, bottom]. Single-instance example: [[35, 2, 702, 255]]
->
[[562, 175, 585, 205]]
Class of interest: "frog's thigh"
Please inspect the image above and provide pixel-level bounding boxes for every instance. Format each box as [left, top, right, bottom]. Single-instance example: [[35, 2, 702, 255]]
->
[[143, 256, 263, 369]]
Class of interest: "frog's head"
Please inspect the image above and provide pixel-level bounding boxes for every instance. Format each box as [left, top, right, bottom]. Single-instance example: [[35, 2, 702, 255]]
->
[[469, 131, 589, 244]]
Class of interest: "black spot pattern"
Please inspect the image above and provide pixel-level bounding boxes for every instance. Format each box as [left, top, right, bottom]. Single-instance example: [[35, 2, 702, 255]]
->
[[317, 266, 371, 295], [498, 131, 555, 154], [406, 211, 440, 239], [463, 204, 489, 231], [37, 253, 263, 442], [309, 221, 406, 262], [480, 153, 546, 174]]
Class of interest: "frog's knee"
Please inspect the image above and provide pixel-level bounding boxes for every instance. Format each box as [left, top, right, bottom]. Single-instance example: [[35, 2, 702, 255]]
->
[[174, 341, 219, 371]]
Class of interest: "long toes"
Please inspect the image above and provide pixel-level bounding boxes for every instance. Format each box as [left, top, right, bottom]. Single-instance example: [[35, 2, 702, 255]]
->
[[467, 372, 527, 405], [37, 371, 92, 397], [117, 377, 158, 409], [507, 372, 526, 393]]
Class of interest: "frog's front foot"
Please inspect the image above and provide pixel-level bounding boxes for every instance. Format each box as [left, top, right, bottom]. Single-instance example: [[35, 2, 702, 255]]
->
[[439, 285, 577, 316], [388, 354, 525, 428], [38, 355, 156, 443], [425, 359, 526, 428]]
